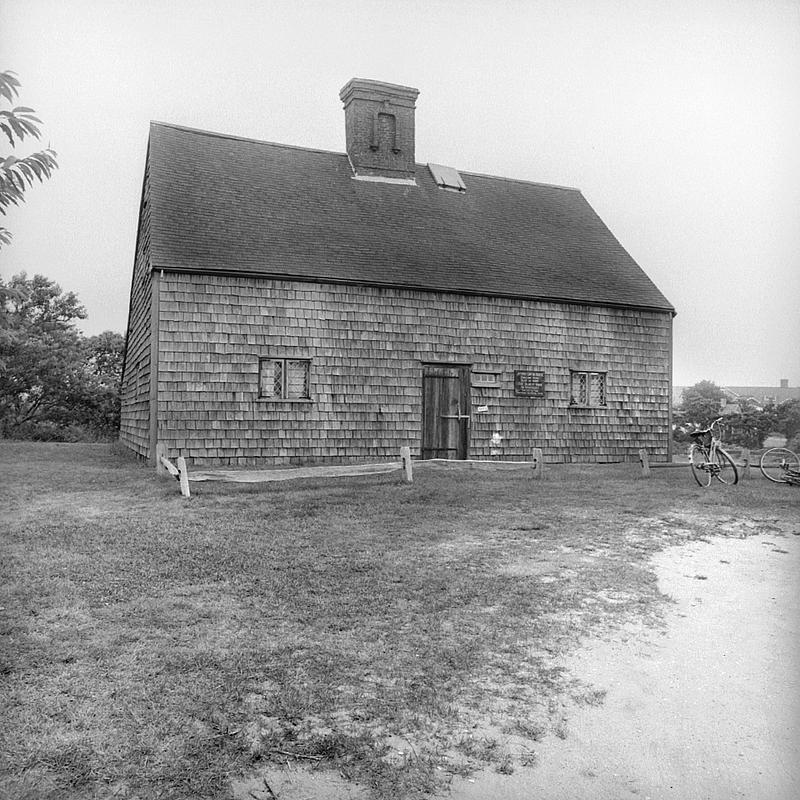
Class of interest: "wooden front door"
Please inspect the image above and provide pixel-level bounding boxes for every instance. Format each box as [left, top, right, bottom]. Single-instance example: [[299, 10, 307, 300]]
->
[[421, 364, 471, 459]]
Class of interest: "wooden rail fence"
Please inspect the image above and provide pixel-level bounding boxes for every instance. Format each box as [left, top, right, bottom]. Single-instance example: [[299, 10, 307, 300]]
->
[[638, 448, 753, 479], [155, 442, 191, 497], [155, 444, 544, 499]]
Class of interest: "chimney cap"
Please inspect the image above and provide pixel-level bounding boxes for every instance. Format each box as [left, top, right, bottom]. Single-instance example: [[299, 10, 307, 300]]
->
[[339, 78, 419, 107]]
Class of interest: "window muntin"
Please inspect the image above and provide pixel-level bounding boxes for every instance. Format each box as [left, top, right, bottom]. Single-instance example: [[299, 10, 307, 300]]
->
[[259, 358, 311, 400], [570, 371, 606, 407], [472, 371, 501, 388]]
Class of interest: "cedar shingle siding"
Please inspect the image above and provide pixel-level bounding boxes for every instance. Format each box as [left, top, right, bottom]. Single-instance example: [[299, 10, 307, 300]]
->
[[120, 80, 675, 466], [137, 273, 671, 466], [119, 161, 153, 458]]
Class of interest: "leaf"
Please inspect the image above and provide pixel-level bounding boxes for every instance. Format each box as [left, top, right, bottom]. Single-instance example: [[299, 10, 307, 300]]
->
[[7, 169, 25, 192], [0, 123, 14, 147], [0, 70, 21, 86], [6, 116, 26, 140], [0, 82, 19, 104], [29, 151, 57, 177], [0, 183, 23, 206], [16, 117, 41, 139], [0, 168, 25, 191], [26, 158, 44, 181], [16, 161, 35, 185]]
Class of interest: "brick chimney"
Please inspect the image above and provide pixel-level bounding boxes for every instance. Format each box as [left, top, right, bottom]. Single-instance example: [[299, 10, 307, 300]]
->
[[339, 78, 419, 182]]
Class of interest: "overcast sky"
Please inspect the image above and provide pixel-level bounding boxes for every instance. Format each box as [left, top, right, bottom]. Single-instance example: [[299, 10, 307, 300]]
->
[[2, 0, 798, 388]]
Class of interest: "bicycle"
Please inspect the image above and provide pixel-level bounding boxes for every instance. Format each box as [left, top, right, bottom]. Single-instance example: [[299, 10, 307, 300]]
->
[[688, 417, 739, 487], [759, 447, 800, 485]]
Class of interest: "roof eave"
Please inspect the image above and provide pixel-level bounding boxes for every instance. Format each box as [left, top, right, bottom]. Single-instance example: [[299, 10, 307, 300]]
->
[[150, 263, 676, 316]]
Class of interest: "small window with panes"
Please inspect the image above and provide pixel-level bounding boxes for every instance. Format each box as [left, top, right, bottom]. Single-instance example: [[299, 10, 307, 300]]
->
[[569, 370, 606, 407], [259, 358, 311, 400]]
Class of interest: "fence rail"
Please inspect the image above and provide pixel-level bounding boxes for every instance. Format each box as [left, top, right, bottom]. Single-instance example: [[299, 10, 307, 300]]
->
[[638, 447, 755, 479], [156, 443, 191, 497], [155, 445, 544, 498]]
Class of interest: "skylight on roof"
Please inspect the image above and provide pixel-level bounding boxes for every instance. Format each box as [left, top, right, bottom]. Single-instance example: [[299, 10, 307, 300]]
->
[[428, 163, 466, 192]]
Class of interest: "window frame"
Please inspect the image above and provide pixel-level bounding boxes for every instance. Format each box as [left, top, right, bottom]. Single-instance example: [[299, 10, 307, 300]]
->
[[258, 356, 312, 402], [428, 162, 467, 192], [471, 370, 502, 389], [569, 370, 607, 408]]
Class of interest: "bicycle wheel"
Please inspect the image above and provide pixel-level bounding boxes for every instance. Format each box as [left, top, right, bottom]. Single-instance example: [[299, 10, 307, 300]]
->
[[760, 447, 800, 483], [713, 448, 739, 485], [690, 444, 712, 487]]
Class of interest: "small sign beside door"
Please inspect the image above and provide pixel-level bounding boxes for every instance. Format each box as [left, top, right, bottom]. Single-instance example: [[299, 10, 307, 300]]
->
[[514, 371, 545, 398]]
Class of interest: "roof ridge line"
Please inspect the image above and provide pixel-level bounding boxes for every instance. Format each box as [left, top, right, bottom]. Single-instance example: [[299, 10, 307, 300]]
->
[[149, 120, 347, 158], [149, 121, 580, 191], [458, 168, 580, 193]]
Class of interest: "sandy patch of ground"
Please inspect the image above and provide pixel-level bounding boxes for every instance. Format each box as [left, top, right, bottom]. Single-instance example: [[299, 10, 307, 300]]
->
[[233, 767, 370, 800], [446, 531, 800, 799], [233, 530, 800, 800]]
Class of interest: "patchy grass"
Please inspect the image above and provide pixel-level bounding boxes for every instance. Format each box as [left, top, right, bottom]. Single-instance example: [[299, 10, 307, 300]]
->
[[0, 441, 797, 799]]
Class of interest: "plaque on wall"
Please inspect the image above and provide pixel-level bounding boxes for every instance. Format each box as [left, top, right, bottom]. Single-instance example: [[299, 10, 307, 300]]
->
[[514, 371, 545, 398]]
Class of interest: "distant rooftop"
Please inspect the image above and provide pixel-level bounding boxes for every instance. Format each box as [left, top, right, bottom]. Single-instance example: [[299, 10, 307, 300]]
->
[[673, 382, 800, 406], [721, 384, 800, 403]]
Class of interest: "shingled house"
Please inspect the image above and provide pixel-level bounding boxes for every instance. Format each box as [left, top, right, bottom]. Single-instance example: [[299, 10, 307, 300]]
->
[[120, 78, 675, 467]]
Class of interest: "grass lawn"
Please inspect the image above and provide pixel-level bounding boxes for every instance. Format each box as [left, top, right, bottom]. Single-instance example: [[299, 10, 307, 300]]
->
[[1, 441, 797, 799]]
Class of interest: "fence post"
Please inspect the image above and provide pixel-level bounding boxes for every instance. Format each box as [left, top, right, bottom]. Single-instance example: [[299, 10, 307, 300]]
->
[[531, 447, 544, 480], [176, 456, 191, 498], [740, 448, 750, 480], [400, 446, 413, 483], [156, 442, 167, 475], [638, 448, 650, 477]]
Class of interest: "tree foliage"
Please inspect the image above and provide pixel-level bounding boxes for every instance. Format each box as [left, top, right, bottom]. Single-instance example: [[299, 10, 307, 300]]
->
[[673, 381, 725, 442], [0, 273, 124, 440], [77, 330, 126, 435], [774, 398, 800, 442], [721, 399, 778, 450], [674, 379, 797, 450], [0, 70, 58, 248]]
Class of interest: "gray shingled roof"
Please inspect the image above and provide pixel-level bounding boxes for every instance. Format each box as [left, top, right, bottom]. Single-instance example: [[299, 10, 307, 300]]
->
[[146, 122, 674, 313]]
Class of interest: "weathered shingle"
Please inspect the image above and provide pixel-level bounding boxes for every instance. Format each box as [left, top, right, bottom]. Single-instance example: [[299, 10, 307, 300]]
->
[[147, 122, 674, 313]]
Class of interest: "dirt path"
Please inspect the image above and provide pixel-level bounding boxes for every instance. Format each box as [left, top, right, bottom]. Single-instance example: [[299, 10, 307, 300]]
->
[[232, 529, 800, 800], [447, 531, 800, 799]]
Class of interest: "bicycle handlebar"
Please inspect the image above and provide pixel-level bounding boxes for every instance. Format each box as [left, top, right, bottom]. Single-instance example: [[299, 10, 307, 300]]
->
[[690, 417, 724, 438]]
